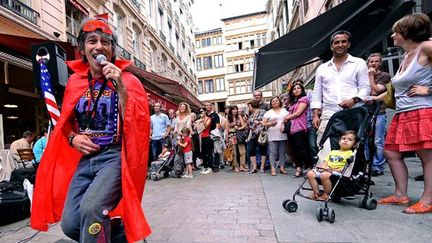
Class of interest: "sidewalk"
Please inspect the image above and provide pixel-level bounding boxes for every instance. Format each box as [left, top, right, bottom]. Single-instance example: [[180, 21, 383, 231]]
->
[[0, 157, 430, 242]]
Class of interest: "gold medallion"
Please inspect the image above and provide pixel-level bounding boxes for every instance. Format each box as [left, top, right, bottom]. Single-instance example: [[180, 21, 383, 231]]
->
[[88, 222, 102, 235]]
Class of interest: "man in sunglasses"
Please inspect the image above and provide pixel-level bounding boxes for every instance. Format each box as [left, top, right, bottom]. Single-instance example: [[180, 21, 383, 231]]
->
[[311, 30, 370, 143], [31, 15, 151, 242]]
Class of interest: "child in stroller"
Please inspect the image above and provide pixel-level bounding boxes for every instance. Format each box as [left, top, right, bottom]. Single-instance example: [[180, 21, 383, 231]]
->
[[306, 130, 357, 201], [282, 105, 380, 223], [148, 142, 174, 181]]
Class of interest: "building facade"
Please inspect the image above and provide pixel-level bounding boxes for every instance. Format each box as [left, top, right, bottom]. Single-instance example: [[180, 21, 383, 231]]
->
[[0, 0, 199, 148], [194, 11, 274, 112], [194, 28, 227, 111]]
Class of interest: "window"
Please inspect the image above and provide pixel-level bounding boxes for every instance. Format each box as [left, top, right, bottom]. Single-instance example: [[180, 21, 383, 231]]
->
[[113, 12, 123, 46], [198, 80, 203, 94], [235, 81, 241, 94], [203, 56, 212, 69], [215, 77, 225, 91], [214, 54, 224, 68], [195, 40, 201, 48], [238, 42, 243, 50], [217, 36, 222, 45], [167, 21, 173, 42], [229, 82, 235, 94], [201, 37, 211, 47], [235, 64, 244, 72], [196, 58, 202, 71], [204, 79, 214, 93], [246, 80, 252, 93], [250, 40, 255, 48], [132, 29, 139, 58], [65, 2, 85, 38], [148, 0, 153, 17]]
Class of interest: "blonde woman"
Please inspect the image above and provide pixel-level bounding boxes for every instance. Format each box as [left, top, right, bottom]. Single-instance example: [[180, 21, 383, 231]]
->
[[174, 102, 192, 136]]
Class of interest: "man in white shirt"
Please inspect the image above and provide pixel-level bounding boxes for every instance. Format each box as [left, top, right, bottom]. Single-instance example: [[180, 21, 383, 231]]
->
[[311, 30, 370, 143]]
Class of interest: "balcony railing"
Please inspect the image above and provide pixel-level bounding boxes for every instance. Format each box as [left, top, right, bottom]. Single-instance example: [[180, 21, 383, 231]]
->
[[116, 44, 131, 60], [169, 43, 175, 53], [134, 57, 146, 70], [131, 0, 140, 9], [159, 31, 166, 42], [1, 0, 39, 25], [177, 53, 181, 60]]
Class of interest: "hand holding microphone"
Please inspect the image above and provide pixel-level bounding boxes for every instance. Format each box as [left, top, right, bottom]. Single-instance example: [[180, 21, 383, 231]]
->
[[96, 54, 121, 89]]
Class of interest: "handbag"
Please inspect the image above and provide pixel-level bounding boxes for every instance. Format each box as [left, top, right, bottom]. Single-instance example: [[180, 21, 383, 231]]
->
[[282, 120, 291, 134], [257, 130, 268, 145], [383, 82, 396, 109], [236, 130, 248, 143]]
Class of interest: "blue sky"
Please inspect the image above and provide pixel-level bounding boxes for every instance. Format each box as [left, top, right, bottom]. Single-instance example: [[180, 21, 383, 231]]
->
[[192, 0, 268, 31]]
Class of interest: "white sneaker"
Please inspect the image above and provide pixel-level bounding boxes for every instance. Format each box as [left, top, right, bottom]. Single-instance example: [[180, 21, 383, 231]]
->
[[187, 174, 194, 179], [200, 169, 207, 174], [202, 168, 211, 174], [181, 174, 188, 178]]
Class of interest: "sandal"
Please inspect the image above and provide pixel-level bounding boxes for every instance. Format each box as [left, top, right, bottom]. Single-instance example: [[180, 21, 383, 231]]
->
[[402, 201, 432, 214], [307, 193, 319, 200], [279, 169, 289, 174], [318, 193, 329, 201], [293, 170, 302, 178], [271, 171, 277, 176], [378, 195, 410, 206]]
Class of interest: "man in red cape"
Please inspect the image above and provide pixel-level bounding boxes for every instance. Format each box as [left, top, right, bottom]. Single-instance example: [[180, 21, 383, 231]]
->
[[31, 16, 151, 242]]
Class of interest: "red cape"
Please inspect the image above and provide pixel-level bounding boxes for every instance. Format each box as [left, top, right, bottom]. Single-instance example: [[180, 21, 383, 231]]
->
[[31, 59, 152, 242]]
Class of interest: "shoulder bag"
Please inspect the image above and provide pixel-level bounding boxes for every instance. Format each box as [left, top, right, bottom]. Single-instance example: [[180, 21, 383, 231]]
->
[[258, 130, 268, 145], [383, 82, 396, 109]]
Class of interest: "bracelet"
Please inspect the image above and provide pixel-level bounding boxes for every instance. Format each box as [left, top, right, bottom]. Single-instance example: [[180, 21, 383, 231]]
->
[[68, 134, 76, 147]]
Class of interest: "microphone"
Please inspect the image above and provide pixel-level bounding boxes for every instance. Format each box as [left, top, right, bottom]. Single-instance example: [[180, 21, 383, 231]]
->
[[96, 54, 117, 89]]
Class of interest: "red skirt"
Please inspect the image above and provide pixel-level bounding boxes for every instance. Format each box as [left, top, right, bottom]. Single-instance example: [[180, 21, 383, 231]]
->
[[385, 108, 432, 152]]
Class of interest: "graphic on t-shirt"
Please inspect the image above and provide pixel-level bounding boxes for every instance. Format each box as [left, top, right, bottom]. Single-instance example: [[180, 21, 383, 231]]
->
[[74, 84, 116, 133]]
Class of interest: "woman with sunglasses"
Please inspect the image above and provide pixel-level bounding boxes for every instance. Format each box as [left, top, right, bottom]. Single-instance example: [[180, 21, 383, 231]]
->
[[31, 16, 151, 242]]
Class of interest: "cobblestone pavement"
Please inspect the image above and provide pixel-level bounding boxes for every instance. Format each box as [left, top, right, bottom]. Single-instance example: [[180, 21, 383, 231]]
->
[[0, 157, 431, 242]]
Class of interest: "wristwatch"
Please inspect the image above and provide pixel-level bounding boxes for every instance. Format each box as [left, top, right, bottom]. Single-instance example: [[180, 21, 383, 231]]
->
[[352, 97, 362, 103], [428, 86, 432, 95], [68, 134, 76, 147]]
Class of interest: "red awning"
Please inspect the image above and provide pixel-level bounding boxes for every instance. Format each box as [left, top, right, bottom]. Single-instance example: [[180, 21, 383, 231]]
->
[[0, 33, 78, 60], [127, 66, 203, 109], [67, 0, 89, 15], [147, 88, 177, 111]]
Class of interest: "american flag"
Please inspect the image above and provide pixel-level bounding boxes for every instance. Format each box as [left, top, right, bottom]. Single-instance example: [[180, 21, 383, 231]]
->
[[40, 62, 60, 126]]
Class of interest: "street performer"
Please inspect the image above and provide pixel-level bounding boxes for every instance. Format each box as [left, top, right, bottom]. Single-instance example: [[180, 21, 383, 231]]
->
[[31, 15, 151, 242]]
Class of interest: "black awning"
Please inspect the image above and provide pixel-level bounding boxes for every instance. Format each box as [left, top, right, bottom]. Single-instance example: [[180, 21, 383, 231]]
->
[[253, 0, 415, 89]]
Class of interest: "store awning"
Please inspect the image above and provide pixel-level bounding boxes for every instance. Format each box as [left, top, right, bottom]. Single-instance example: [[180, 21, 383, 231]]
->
[[127, 66, 203, 110], [253, 0, 415, 89]]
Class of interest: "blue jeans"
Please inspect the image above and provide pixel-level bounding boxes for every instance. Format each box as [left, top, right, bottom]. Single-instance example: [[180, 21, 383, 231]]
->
[[151, 138, 165, 160], [61, 145, 124, 243], [372, 114, 387, 172]]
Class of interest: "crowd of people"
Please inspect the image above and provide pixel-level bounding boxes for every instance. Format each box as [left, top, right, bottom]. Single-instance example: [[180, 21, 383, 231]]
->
[[150, 13, 432, 215]]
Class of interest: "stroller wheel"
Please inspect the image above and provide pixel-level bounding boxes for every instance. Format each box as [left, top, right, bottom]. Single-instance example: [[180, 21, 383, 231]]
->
[[154, 175, 160, 181], [163, 171, 170, 178], [328, 208, 335, 223], [282, 199, 290, 210], [365, 198, 378, 210], [286, 201, 298, 213], [316, 207, 323, 222]]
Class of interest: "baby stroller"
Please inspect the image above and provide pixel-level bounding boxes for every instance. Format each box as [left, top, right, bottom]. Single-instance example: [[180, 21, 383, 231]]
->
[[282, 104, 380, 223], [148, 150, 175, 181]]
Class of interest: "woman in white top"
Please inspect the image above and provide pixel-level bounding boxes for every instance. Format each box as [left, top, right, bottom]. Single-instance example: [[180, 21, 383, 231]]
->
[[262, 96, 289, 176], [174, 102, 192, 136]]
